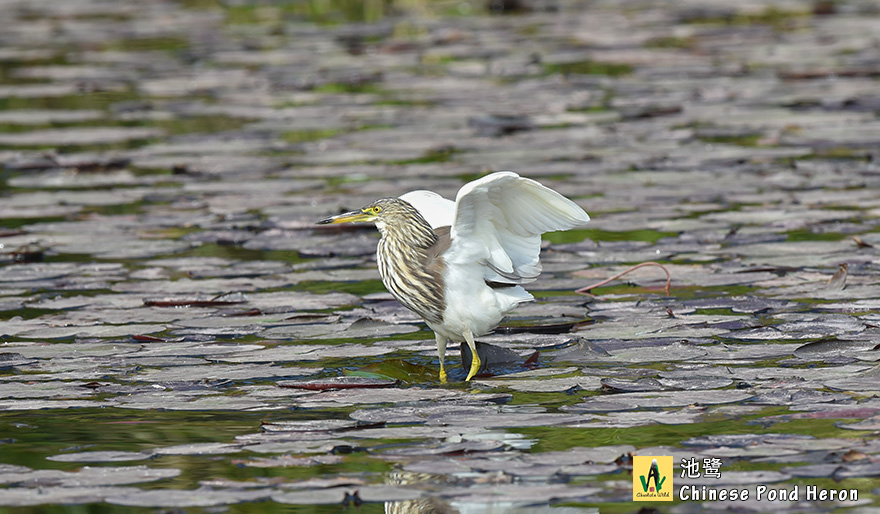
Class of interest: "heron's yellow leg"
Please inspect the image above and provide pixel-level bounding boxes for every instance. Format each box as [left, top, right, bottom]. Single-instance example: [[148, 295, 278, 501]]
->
[[463, 329, 481, 381], [436, 333, 448, 384]]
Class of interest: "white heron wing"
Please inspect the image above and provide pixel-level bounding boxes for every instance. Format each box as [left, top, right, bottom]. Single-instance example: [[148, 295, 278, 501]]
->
[[399, 190, 455, 229], [447, 171, 590, 282]]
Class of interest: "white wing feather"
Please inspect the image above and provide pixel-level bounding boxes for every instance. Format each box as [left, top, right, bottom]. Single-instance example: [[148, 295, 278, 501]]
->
[[447, 171, 589, 283], [399, 190, 455, 229]]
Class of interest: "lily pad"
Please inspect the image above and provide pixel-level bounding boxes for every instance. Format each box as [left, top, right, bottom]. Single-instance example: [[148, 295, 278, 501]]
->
[[278, 376, 398, 390], [104, 487, 272, 507], [47, 451, 152, 463]]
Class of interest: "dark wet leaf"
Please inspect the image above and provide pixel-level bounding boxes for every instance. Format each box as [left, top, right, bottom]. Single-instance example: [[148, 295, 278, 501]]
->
[[461, 341, 528, 375], [0, 353, 37, 369]]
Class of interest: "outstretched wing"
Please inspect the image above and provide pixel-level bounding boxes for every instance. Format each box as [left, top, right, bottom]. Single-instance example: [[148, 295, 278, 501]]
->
[[399, 190, 455, 229], [445, 171, 589, 283]]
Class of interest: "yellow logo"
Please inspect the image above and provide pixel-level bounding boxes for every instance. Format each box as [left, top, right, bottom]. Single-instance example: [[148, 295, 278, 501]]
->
[[633, 456, 673, 501]]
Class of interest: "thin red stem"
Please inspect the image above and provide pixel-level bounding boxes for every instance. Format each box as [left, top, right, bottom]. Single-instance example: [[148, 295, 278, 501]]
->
[[575, 261, 671, 296]]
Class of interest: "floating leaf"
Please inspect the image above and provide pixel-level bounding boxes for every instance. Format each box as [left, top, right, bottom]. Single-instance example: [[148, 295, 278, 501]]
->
[[104, 487, 272, 507], [278, 376, 398, 390], [47, 451, 152, 463], [0, 486, 141, 507]]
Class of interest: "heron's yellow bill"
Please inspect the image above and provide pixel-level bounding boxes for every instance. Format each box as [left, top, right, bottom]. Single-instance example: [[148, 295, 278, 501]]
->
[[316, 210, 374, 225]]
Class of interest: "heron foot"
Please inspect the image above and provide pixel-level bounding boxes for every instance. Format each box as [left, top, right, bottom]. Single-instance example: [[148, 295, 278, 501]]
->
[[439, 365, 448, 384], [465, 353, 481, 381]]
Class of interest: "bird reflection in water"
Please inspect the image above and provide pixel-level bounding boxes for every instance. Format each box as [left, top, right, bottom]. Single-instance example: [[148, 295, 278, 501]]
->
[[384, 471, 459, 514]]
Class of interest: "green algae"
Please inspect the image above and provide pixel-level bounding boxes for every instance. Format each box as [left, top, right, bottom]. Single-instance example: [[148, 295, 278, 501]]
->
[[282, 128, 341, 143], [696, 133, 762, 147], [644, 36, 695, 49], [312, 82, 386, 95], [349, 358, 439, 383], [0, 114, 251, 147], [0, 215, 67, 229], [389, 145, 459, 165], [785, 229, 849, 242], [543, 60, 633, 77], [176, 244, 307, 265], [0, 307, 57, 321], [103, 37, 190, 53]]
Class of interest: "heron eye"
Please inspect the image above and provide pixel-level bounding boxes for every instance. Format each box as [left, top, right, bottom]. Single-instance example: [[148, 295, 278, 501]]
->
[[374, 206, 382, 213]]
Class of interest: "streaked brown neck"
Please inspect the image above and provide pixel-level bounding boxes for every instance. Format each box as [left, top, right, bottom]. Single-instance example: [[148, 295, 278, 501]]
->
[[377, 202, 437, 249]]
